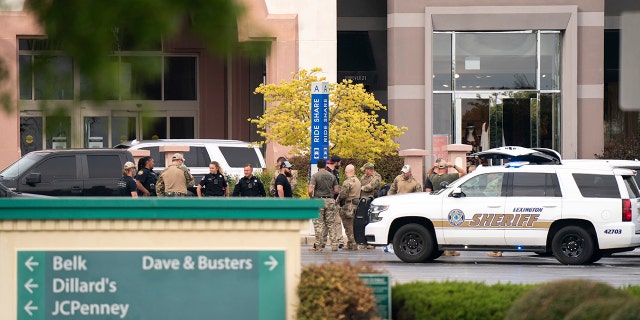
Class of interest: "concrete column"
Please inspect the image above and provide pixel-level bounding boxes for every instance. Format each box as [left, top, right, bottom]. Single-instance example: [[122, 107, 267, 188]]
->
[[443, 144, 472, 173], [129, 149, 150, 168], [159, 146, 190, 167], [398, 149, 429, 186]]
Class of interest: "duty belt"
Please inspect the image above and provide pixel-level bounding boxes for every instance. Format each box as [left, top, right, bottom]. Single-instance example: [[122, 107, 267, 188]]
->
[[165, 192, 186, 197], [350, 199, 360, 204]]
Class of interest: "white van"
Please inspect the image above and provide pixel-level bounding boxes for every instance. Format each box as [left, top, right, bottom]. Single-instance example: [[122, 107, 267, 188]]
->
[[115, 139, 266, 180]]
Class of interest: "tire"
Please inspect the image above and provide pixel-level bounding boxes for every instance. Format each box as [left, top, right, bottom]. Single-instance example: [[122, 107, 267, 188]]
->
[[551, 226, 595, 265], [393, 223, 435, 263]]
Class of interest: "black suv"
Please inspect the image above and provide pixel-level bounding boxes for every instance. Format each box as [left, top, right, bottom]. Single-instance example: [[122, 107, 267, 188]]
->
[[0, 149, 135, 196]]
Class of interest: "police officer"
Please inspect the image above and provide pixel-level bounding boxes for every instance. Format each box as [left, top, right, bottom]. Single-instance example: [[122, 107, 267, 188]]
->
[[197, 161, 229, 197], [135, 156, 157, 197], [232, 164, 266, 197], [156, 153, 195, 197], [359, 162, 381, 198], [337, 164, 361, 250], [119, 161, 138, 197], [308, 158, 340, 252]]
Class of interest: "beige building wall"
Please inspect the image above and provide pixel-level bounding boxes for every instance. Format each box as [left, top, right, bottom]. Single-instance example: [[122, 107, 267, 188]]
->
[[388, 0, 604, 160]]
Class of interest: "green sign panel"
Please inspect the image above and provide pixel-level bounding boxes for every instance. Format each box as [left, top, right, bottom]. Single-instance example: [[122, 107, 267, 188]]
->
[[359, 273, 391, 320], [17, 250, 285, 319]]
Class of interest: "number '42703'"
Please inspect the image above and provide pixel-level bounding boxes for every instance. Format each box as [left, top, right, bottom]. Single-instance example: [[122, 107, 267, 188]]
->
[[604, 229, 622, 234]]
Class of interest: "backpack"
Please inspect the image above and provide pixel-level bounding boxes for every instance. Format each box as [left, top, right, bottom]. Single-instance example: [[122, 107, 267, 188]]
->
[[377, 184, 391, 198]]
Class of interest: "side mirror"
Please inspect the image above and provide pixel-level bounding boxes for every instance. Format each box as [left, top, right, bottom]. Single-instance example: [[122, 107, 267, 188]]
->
[[25, 172, 41, 186], [440, 181, 449, 188], [451, 187, 465, 198]]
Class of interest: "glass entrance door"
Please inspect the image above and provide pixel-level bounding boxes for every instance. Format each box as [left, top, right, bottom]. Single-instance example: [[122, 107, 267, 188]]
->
[[455, 92, 548, 151]]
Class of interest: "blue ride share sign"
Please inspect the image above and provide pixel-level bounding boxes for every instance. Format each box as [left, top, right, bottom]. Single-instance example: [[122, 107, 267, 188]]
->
[[310, 81, 329, 165]]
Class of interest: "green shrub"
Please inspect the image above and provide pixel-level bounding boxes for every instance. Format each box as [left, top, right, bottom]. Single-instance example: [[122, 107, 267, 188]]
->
[[596, 138, 640, 159], [505, 279, 631, 320], [392, 281, 534, 320], [564, 298, 639, 320], [297, 261, 380, 320], [610, 300, 640, 320]]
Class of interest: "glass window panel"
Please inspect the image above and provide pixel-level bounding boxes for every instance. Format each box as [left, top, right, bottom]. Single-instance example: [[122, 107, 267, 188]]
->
[[219, 146, 262, 168], [164, 57, 197, 100], [19, 39, 63, 51], [455, 33, 536, 90], [20, 116, 43, 155], [112, 116, 136, 145], [19, 55, 33, 100], [34, 156, 77, 182], [170, 117, 194, 139], [573, 174, 620, 198], [183, 147, 211, 168], [539, 93, 561, 151], [461, 98, 489, 152], [45, 116, 71, 149], [87, 155, 122, 179], [433, 33, 452, 90], [142, 116, 166, 140], [120, 56, 161, 100], [459, 172, 505, 197], [80, 58, 119, 100], [34, 56, 73, 100], [84, 117, 108, 148], [433, 93, 452, 135], [540, 33, 561, 90]]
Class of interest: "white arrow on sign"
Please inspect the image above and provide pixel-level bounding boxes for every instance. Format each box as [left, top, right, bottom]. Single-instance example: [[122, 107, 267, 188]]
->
[[264, 255, 278, 271], [24, 278, 39, 294], [25, 256, 39, 272], [24, 300, 38, 316]]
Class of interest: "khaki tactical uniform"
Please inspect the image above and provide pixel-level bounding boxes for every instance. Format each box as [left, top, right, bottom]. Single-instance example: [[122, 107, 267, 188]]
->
[[359, 171, 381, 198], [337, 175, 362, 250], [156, 165, 195, 197], [388, 174, 422, 195], [309, 170, 339, 251]]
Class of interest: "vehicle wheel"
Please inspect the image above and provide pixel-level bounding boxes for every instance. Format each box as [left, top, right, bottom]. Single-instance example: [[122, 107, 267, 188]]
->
[[429, 250, 444, 260], [551, 226, 595, 265], [393, 223, 435, 263]]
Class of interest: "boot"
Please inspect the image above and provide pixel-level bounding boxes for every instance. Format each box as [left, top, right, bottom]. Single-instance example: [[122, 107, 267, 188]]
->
[[444, 250, 460, 256], [487, 251, 502, 257], [308, 244, 323, 252]]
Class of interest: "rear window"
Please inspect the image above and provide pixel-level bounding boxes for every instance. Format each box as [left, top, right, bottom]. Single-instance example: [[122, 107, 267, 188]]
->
[[573, 174, 621, 198], [623, 175, 640, 198], [510, 173, 562, 197], [138, 146, 210, 168], [87, 155, 122, 179], [219, 146, 261, 168]]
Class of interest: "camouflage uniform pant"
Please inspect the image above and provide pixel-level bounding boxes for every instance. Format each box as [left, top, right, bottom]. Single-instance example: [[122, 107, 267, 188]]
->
[[312, 198, 340, 248], [319, 205, 344, 246], [339, 203, 357, 248]]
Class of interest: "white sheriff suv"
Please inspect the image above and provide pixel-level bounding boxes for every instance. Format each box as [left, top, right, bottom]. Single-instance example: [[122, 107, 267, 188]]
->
[[363, 147, 640, 265]]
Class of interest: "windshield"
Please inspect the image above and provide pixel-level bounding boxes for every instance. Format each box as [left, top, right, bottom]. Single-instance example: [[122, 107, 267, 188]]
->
[[0, 153, 46, 179]]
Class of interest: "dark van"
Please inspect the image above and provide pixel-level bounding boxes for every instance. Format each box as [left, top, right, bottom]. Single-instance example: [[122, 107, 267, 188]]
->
[[0, 149, 135, 196]]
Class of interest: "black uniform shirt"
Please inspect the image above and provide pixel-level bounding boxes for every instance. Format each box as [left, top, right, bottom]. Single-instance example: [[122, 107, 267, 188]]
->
[[118, 176, 137, 197], [135, 167, 158, 196], [232, 175, 266, 197], [274, 173, 293, 198], [199, 173, 227, 196]]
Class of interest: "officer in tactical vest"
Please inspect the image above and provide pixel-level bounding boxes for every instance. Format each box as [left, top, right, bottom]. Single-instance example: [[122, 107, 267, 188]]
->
[[337, 164, 362, 250], [156, 153, 195, 197], [359, 162, 381, 198]]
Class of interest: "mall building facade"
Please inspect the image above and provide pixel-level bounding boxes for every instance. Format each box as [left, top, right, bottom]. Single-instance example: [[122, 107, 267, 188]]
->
[[0, 0, 636, 169]]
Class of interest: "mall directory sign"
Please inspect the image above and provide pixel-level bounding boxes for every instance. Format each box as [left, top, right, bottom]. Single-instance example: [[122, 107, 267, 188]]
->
[[17, 250, 285, 319]]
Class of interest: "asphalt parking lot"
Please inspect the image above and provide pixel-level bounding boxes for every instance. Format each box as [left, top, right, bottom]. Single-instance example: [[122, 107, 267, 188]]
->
[[301, 245, 640, 287]]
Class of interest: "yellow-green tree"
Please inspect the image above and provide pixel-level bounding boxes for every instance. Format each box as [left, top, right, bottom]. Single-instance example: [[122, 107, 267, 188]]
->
[[252, 68, 406, 160]]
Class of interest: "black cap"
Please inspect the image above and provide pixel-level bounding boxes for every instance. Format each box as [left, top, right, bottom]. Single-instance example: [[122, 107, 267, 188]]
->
[[328, 155, 341, 164]]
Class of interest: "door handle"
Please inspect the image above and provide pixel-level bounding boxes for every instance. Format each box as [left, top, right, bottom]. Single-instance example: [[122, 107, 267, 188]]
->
[[487, 205, 502, 208]]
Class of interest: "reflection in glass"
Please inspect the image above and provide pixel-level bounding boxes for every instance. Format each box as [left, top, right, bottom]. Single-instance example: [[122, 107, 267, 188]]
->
[[433, 33, 452, 89], [455, 33, 536, 90], [164, 57, 197, 100], [170, 117, 194, 139], [34, 56, 74, 100], [461, 98, 489, 151], [120, 56, 162, 100], [20, 117, 43, 155], [142, 117, 166, 140], [540, 32, 561, 90], [45, 116, 71, 149], [84, 117, 108, 148], [112, 117, 136, 144]]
